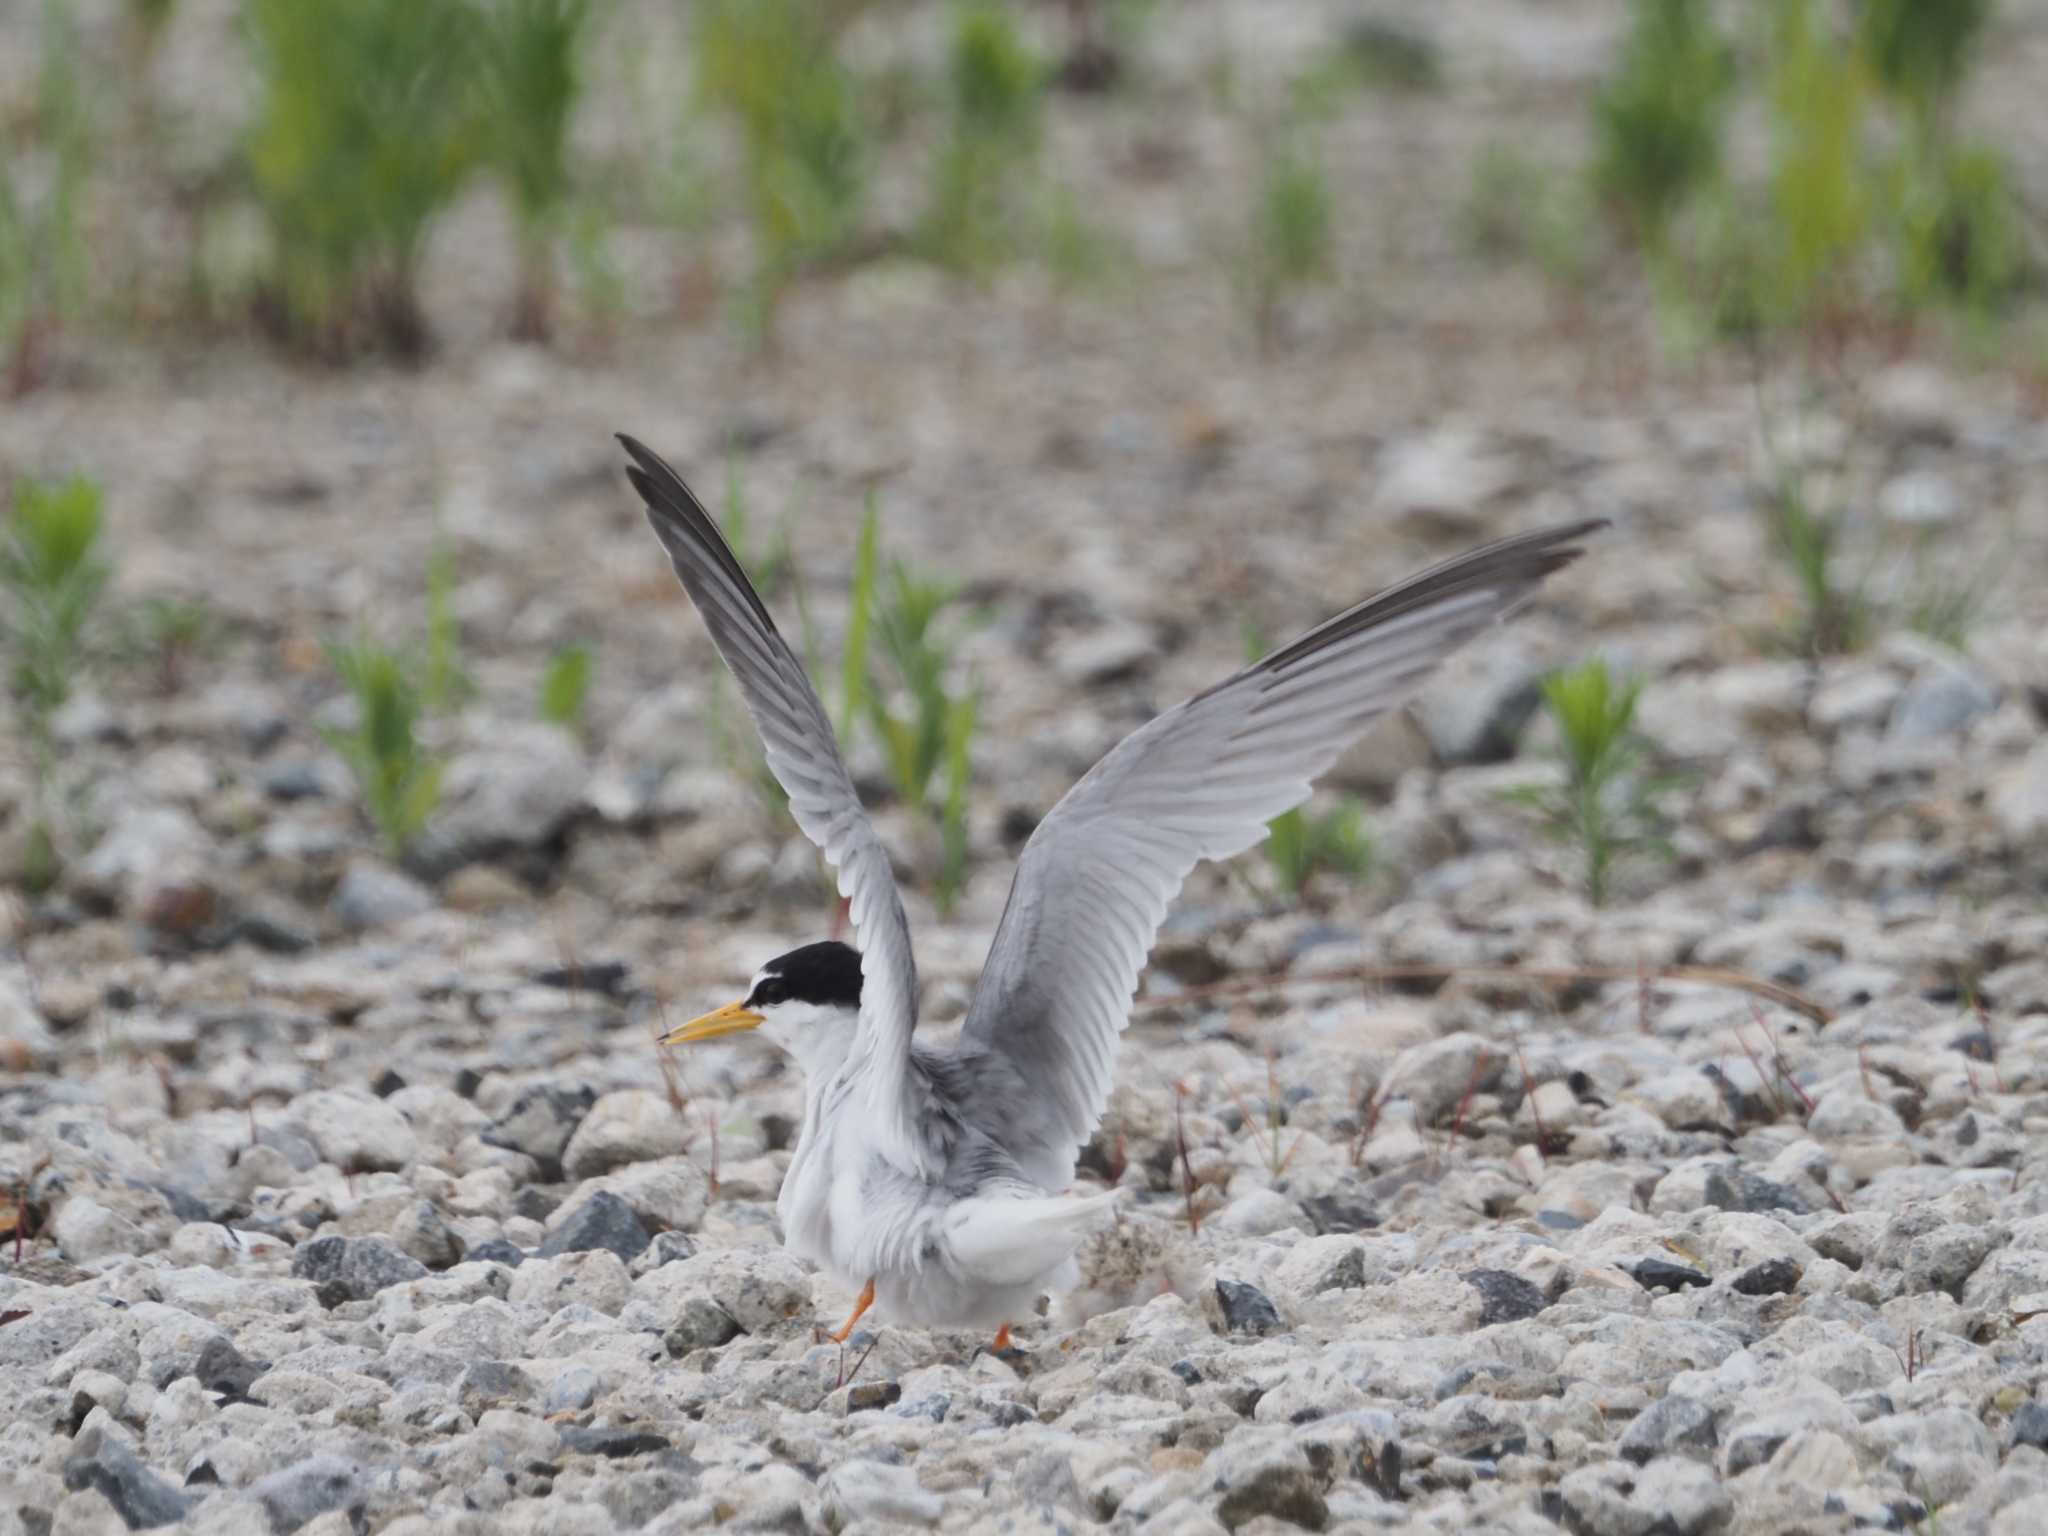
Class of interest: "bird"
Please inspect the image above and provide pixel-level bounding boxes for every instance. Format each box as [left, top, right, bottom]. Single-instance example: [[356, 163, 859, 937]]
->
[[618, 432, 1602, 1349]]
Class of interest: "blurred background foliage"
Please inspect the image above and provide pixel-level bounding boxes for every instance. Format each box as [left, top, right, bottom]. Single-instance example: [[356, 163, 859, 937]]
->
[[0, 0, 2041, 377]]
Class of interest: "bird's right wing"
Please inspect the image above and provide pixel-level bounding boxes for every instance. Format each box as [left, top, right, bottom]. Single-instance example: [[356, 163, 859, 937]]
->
[[618, 435, 931, 1176], [959, 520, 1605, 1184]]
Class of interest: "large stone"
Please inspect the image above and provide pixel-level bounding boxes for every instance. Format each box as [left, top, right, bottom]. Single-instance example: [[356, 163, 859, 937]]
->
[[330, 859, 435, 931], [410, 723, 585, 878], [290, 1235, 428, 1306], [288, 1089, 419, 1173], [248, 1457, 365, 1535], [560, 1089, 692, 1179], [536, 1190, 652, 1264], [1991, 738, 2048, 842], [481, 1083, 595, 1177], [820, 1460, 943, 1528], [63, 1422, 191, 1530]]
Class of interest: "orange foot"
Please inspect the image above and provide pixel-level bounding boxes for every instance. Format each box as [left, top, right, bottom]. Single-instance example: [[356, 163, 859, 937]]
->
[[992, 1322, 1012, 1353], [830, 1278, 875, 1344]]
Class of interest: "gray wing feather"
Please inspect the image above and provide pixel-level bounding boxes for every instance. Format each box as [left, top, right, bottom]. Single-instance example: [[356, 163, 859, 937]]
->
[[960, 520, 1606, 1184], [618, 435, 932, 1175]]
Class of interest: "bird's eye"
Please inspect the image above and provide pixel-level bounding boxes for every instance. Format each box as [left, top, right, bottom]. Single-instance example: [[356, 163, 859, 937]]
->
[[751, 980, 783, 1008]]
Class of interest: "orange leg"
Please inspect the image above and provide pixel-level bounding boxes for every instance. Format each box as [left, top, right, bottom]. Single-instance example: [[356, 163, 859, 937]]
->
[[830, 1278, 875, 1343], [991, 1322, 1012, 1353]]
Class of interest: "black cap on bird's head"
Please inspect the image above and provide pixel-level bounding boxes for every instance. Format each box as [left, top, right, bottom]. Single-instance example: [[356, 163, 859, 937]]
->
[[660, 940, 863, 1057]]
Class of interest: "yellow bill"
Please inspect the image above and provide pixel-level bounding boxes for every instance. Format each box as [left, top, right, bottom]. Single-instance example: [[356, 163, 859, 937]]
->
[[660, 999, 763, 1046]]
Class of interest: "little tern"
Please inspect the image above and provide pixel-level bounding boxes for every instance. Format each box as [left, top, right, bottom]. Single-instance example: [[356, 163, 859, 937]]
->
[[619, 433, 1600, 1347]]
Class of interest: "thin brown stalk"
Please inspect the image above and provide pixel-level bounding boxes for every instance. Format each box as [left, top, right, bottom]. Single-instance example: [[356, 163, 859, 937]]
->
[[1733, 1027, 1786, 1121], [1516, 1039, 1552, 1154], [1752, 1004, 1814, 1116], [1448, 1051, 1489, 1142], [1173, 1082, 1200, 1236]]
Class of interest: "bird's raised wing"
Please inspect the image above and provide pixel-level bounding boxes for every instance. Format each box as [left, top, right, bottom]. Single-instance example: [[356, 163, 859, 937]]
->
[[959, 520, 1605, 1185], [618, 435, 929, 1173]]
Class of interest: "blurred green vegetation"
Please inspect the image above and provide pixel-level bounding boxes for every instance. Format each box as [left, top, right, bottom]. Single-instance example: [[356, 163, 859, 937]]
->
[[244, 0, 483, 356], [1586, 0, 2033, 348], [322, 637, 445, 859], [1508, 660, 1671, 909], [3, 473, 108, 890], [0, 0, 2037, 373]]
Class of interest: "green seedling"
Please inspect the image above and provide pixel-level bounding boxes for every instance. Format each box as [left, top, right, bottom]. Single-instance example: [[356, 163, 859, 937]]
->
[[321, 637, 443, 859], [476, 0, 593, 339], [243, 0, 483, 354], [935, 684, 978, 916], [921, 2, 1048, 276], [1509, 659, 1669, 908], [1461, 144, 1595, 284], [1264, 796, 1374, 901], [1764, 467, 1871, 656], [2, 474, 107, 724], [694, 0, 867, 336], [2, 0, 94, 390], [1765, 0, 1873, 318], [843, 496, 981, 914], [128, 595, 219, 694], [1589, 0, 1733, 245], [1339, 18, 1442, 94], [422, 539, 473, 715], [1243, 123, 1334, 351], [538, 642, 592, 737], [1858, 0, 1991, 130]]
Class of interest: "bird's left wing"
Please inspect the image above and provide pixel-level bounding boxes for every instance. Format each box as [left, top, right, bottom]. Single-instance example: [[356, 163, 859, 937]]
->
[[959, 520, 1605, 1185], [618, 435, 929, 1172]]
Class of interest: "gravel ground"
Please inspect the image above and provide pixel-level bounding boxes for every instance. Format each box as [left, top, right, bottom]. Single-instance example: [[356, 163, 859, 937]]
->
[[7, 3, 2048, 1534]]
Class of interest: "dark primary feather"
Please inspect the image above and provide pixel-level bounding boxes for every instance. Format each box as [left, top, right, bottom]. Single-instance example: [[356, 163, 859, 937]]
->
[[617, 434, 932, 1175]]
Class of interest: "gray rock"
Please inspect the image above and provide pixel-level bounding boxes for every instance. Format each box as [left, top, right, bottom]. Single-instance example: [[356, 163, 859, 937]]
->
[[290, 1235, 429, 1306], [663, 1297, 743, 1356], [410, 723, 586, 878], [330, 859, 435, 931], [463, 1237, 525, 1267], [545, 1366, 601, 1416], [2010, 1401, 2048, 1453], [1053, 623, 1156, 687], [1373, 426, 1515, 537], [481, 1083, 595, 1177], [1214, 1280, 1283, 1336], [535, 1190, 652, 1264], [1887, 657, 1999, 741], [248, 1456, 364, 1535], [1413, 648, 1546, 765], [1208, 1440, 1328, 1533], [1732, 1257, 1801, 1296], [1619, 1395, 1717, 1466], [0, 967, 58, 1069], [63, 1423, 192, 1530], [560, 1089, 691, 1180], [69, 805, 212, 914], [822, 1459, 944, 1528], [1991, 738, 2048, 841], [1877, 467, 1960, 526], [1466, 1269, 1547, 1326], [558, 1424, 673, 1459], [289, 1089, 419, 1173], [458, 1361, 536, 1418], [191, 1337, 268, 1400]]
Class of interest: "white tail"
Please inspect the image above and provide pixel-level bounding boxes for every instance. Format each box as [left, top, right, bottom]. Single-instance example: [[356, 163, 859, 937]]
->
[[943, 1188, 1123, 1287]]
